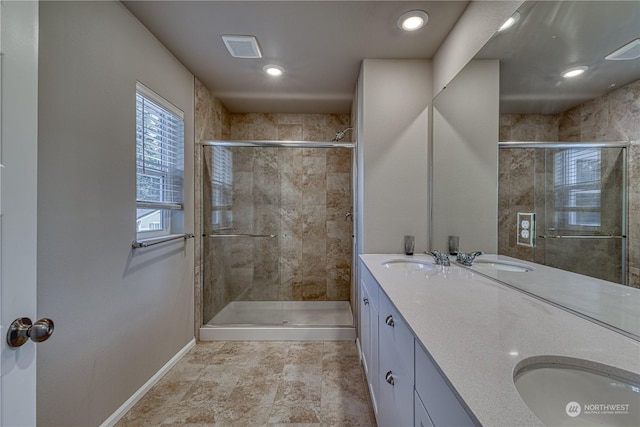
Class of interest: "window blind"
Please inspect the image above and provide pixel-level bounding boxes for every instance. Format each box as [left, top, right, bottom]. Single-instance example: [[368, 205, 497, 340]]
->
[[136, 86, 184, 211]]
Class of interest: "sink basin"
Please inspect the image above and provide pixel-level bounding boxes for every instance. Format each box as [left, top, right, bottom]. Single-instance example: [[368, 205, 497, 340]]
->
[[471, 259, 533, 273], [514, 358, 640, 426], [382, 259, 436, 272]]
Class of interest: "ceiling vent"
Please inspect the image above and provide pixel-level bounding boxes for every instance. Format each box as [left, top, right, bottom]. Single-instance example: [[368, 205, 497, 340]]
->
[[222, 35, 262, 59], [606, 38, 640, 61]]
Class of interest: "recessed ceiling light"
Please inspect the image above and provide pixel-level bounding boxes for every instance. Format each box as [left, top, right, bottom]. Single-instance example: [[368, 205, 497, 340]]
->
[[397, 10, 429, 32], [562, 66, 588, 78], [498, 12, 520, 32], [263, 65, 284, 77]]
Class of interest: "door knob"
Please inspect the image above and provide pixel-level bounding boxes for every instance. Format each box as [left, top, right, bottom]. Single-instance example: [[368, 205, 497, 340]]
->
[[6, 317, 54, 348]]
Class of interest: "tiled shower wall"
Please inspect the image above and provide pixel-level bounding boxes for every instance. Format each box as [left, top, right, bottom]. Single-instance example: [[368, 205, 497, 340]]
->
[[195, 79, 230, 330], [195, 78, 353, 323], [498, 79, 640, 287]]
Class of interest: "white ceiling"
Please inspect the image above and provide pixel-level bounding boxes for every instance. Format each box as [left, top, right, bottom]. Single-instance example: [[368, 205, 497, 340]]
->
[[123, 0, 470, 114], [476, 0, 640, 114]]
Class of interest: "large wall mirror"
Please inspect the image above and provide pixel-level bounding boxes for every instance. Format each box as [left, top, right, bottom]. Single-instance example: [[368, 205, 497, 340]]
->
[[433, 0, 640, 338]]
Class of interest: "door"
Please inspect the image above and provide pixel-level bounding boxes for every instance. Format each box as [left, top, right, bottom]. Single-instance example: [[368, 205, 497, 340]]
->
[[539, 146, 627, 283], [1, 1, 39, 425]]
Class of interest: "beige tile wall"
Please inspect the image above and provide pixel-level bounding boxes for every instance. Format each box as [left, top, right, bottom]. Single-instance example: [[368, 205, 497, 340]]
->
[[195, 78, 231, 329], [195, 82, 354, 324], [498, 79, 640, 287]]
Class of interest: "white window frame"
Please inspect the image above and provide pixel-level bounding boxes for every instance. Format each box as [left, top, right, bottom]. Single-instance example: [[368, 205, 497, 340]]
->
[[136, 82, 185, 239]]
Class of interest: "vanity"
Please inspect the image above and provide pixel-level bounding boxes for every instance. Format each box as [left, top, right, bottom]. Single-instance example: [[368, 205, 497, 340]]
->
[[358, 254, 640, 427]]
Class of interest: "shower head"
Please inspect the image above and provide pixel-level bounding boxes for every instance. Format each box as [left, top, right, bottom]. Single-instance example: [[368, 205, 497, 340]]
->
[[332, 127, 353, 142]]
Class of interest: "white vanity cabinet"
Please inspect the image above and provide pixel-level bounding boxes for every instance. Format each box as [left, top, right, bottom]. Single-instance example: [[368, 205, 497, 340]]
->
[[359, 258, 477, 427], [359, 264, 380, 417]]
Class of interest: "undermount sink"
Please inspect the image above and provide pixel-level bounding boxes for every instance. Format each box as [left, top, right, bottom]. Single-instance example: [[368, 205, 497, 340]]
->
[[382, 259, 436, 272], [471, 259, 533, 273], [514, 358, 640, 426]]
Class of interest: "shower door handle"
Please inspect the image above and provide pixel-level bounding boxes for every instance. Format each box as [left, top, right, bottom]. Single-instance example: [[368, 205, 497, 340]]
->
[[538, 235, 625, 239], [207, 233, 276, 238]]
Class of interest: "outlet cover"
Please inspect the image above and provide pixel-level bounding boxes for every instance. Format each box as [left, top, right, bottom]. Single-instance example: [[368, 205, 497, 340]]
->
[[517, 212, 536, 247]]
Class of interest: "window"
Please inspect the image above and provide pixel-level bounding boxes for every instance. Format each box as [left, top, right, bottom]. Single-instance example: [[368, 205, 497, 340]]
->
[[136, 83, 184, 237], [553, 148, 601, 228], [211, 146, 233, 229]]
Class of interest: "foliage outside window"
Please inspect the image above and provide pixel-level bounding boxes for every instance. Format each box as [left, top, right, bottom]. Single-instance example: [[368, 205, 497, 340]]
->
[[136, 83, 184, 237]]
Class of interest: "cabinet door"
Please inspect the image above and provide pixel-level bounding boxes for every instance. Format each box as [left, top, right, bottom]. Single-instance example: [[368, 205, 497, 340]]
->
[[359, 280, 380, 419], [415, 344, 475, 427], [359, 283, 371, 376], [378, 322, 413, 427], [414, 392, 435, 427]]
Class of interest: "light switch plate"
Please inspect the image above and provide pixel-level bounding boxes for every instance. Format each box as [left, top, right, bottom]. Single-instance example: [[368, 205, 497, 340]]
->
[[517, 212, 536, 247]]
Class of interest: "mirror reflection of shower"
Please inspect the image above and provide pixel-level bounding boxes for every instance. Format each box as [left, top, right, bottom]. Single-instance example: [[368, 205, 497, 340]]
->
[[498, 142, 627, 285]]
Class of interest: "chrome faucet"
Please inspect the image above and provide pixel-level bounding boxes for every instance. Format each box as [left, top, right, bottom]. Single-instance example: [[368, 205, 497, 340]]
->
[[430, 250, 451, 266], [456, 251, 483, 266]]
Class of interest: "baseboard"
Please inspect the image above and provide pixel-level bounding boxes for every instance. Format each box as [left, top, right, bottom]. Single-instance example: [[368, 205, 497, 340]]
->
[[99, 338, 196, 427]]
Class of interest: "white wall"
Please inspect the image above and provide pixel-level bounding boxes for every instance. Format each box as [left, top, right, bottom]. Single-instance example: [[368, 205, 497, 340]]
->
[[358, 59, 432, 254], [432, 60, 500, 254], [37, 2, 194, 425]]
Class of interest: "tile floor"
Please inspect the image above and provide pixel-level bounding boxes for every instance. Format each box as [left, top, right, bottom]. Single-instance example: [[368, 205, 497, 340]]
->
[[117, 341, 377, 426]]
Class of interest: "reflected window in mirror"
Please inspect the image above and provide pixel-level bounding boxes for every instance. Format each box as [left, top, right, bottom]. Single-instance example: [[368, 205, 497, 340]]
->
[[553, 148, 602, 229]]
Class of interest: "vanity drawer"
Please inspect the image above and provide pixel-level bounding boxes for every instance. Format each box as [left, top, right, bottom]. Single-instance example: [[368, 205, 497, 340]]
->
[[415, 344, 475, 427], [379, 292, 414, 379]]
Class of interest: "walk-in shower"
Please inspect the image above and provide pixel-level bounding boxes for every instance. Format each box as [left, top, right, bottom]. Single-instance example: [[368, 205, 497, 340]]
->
[[199, 140, 356, 340], [499, 142, 627, 285]]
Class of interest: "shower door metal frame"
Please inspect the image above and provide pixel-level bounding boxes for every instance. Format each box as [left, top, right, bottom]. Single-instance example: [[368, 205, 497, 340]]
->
[[499, 141, 629, 285], [199, 139, 357, 329]]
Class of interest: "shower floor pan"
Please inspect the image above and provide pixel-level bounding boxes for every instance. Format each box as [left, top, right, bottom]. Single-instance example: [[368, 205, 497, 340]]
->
[[201, 301, 356, 341]]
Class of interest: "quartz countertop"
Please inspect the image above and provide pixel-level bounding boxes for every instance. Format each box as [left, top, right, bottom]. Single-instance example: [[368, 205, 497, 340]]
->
[[360, 254, 640, 427]]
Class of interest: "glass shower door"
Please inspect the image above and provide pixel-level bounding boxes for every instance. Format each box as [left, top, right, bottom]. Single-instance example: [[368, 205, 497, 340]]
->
[[539, 146, 626, 284], [203, 145, 284, 325]]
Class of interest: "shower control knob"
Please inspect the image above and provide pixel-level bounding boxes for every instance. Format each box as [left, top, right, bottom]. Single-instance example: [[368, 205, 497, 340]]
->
[[6, 317, 55, 347], [363, 297, 369, 305]]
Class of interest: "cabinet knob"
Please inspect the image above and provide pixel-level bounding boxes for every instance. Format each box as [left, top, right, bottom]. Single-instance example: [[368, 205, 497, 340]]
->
[[363, 297, 369, 305], [385, 315, 395, 327], [385, 370, 395, 386]]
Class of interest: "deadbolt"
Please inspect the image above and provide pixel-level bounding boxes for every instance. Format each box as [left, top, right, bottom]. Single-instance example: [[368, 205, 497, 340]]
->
[[6, 317, 54, 348]]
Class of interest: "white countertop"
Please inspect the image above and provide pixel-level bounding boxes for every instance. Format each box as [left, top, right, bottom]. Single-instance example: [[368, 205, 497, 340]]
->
[[360, 254, 640, 427]]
